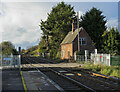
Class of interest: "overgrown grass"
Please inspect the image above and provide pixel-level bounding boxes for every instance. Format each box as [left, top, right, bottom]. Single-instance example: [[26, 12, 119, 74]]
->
[[81, 64, 120, 78]]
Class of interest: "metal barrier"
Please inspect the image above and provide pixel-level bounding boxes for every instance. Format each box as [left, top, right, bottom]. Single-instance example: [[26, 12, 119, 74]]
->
[[1, 54, 21, 70]]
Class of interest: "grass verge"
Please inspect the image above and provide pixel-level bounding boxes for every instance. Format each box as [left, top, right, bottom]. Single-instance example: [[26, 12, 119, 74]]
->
[[81, 63, 120, 78]]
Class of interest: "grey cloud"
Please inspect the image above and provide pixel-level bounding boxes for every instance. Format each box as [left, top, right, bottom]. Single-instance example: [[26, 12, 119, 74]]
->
[[15, 40, 39, 50], [17, 27, 27, 33]]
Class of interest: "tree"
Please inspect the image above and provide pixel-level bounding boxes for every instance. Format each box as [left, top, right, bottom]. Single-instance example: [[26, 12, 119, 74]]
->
[[102, 27, 120, 55], [0, 41, 18, 55], [39, 1, 75, 58], [37, 38, 47, 53], [80, 7, 107, 50]]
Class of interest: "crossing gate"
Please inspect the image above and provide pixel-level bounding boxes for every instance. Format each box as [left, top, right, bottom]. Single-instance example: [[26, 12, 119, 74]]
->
[[1, 54, 21, 70], [91, 53, 110, 66]]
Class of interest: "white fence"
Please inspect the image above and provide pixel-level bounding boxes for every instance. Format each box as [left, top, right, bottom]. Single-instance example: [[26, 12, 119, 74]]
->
[[74, 49, 111, 66], [75, 55, 85, 62], [74, 50, 89, 63], [91, 53, 110, 66], [1, 54, 21, 70]]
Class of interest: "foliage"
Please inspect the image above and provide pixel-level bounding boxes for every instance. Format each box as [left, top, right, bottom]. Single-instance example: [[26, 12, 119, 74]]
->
[[102, 27, 120, 55], [83, 64, 103, 71], [101, 66, 112, 75], [110, 69, 120, 77], [0, 41, 18, 55], [37, 38, 47, 53], [39, 1, 75, 58], [21, 49, 25, 54], [82, 64, 120, 78], [80, 7, 107, 51], [23, 45, 39, 56]]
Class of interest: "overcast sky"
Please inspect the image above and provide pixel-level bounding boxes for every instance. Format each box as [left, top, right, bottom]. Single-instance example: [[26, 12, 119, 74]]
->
[[0, 0, 119, 50]]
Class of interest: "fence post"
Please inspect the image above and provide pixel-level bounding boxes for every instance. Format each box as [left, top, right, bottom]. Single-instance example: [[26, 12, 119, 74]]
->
[[108, 54, 110, 66], [101, 54, 103, 64], [94, 49, 97, 64], [1, 55, 2, 69], [19, 55, 21, 71], [95, 49, 97, 54], [74, 52, 76, 61], [85, 50, 88, 63], [10, 53, 13, 68]]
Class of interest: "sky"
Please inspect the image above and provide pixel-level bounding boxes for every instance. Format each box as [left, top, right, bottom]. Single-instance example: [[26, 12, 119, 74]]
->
[[0, 0, 119, 50]]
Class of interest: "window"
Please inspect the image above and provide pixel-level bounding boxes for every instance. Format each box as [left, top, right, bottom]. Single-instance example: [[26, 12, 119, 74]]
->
[[79, 38, 87, 45]]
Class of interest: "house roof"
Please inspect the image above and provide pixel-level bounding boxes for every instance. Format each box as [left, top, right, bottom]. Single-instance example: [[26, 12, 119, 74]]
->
[[61, 27, 83, 45]]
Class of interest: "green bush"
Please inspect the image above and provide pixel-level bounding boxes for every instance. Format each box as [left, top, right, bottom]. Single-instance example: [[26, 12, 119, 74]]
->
[[101, 68, 112, 75], [92, 64, 102, 71], [83, 64, 103, 71], [110, 69, 120, 77], [82, 64, 120, 78]]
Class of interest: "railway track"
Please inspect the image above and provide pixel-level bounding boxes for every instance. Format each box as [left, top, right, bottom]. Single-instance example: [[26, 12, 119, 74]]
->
[[21, 56, 120, 91]]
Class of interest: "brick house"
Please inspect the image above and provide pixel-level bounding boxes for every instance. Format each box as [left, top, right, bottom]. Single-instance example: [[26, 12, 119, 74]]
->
[[61, 20, 96, 59]]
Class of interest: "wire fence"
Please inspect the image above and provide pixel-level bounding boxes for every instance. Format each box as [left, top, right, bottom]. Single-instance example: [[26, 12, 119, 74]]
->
[[1, 54, 21, 70]]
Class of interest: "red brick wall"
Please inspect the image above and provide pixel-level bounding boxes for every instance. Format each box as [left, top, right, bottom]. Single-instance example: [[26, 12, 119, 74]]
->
[[61, 28, 96, 60], [73, 29, 96, 54], [61, 43, 73, 59]]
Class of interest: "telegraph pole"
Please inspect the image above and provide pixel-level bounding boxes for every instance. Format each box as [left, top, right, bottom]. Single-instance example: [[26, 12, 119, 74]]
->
[[77, 12, 80, 51]]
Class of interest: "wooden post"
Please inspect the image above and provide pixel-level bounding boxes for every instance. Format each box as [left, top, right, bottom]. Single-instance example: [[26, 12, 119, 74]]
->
[[108, 54, 110, 66], [94, 49, 97, 64], [74, 52, 76, 61], [85, 50, 88, 63]]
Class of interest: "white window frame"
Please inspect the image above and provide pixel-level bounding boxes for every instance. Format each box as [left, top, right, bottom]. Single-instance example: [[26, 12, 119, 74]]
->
[[79, 38, 87, 46]]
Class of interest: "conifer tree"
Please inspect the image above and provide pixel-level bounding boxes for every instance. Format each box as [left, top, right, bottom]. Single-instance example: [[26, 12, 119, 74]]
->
[[80, 7, 107, 50], [40, 1, 75, 58], [102, 28, 120, 55]]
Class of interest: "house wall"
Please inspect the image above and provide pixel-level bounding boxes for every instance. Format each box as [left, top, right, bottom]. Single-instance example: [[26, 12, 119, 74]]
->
[[73, 29, 96, 54], [61, 43, 73, 59]]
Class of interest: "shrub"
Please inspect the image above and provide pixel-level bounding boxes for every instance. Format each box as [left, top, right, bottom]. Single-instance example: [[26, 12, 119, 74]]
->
[[101, 68, 112, 75], [110, 69, 120, 77], [81, 63, 120, 78]]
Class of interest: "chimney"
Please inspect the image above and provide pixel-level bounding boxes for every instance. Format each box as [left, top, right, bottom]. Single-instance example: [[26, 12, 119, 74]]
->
[[72, 19, 74, 33], [72, 19, 77, 33]]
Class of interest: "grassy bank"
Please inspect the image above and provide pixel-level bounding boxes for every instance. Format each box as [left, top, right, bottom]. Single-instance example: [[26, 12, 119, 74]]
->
[[81, 63, 120, 78]]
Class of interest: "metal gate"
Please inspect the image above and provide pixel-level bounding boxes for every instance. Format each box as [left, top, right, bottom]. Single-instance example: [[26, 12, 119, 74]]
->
[[1, 54, 21, 70]]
